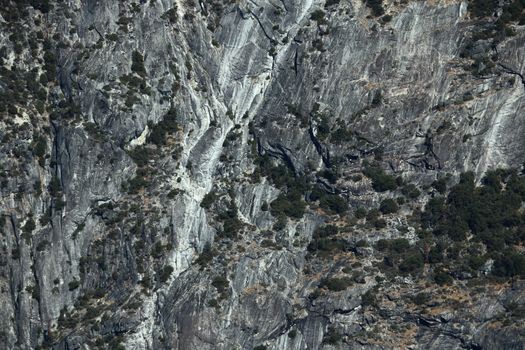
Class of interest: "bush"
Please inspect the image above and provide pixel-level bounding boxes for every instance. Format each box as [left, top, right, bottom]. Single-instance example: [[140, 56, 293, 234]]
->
[[68, 280, 80, 291], [317, 169, 339, 184], [310, 10, 327, 25], [470, 0, 497, 18], [127, 146, 152, 167], [48, 175, 62, 197], [355, 207, 367, 219], [147, 108, 179, 145], [399, 253, 424, 274], [361, 288, 377, 307], [401, 184, 420, 199], [331, 127, 353, 143], [307, 237, 348, 256], [30, 0, 52, 13], [270, 192, 306, 219], [379, 198, 399, 214], [314, 225, 338, 238], [31, 134, 47, 158], [322, 277, 352, 291], [151, 241, 166, 259], [219, 201, 243, 238], [319, 194, 347, 214], [390, 239, 411, 253], [201, 191, 217, 209], [412, 292, 430, 305], [493, 251, 525, 277], [22, 217, 35, 235], [272, 214, 287, 231], [434, 269, 453, 285], [196, 243, 215, 267], [323, 327, 342, 345], [212, 275, 229, 294], [161, 7, 178, 23], [363, 166, 397, 192], [127, 174, 148, 194], [131, 51, 146, 76], [364, 0, 384, 17], [36, 240, 49, 252], [325, 0, 340, 6], [158, 265, 174, 283], [374, 218, 387, 228]]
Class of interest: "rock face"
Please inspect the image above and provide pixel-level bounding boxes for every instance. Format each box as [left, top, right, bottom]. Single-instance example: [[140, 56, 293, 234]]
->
[[0, 0, 525, 349]]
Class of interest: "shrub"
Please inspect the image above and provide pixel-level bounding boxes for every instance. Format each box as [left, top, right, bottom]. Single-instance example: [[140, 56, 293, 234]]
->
[[212, 275, 229, 294], [364, 0, 384, 17], [200, 191, 217, 209], [48, 175, 62, 197], [323, 327, 342, 344], [310, 10, 327, 25], [307, 237, 348, 256], [147, 108, 179, 145], [272, 214, 287, 231], [219, 201, 243, 238], [325, 0, 340, 6], [399, 253, 424, 274], [331, 127, 353, 143], [158, 265, 174, 283], [131, 51, 146, 76], [317, 169, 338, 184], [389, 238, 411, 253], [354, 207, 367, 219], [127, 146, 152, 167], [401, 184, 420, 199], [434, 269, 453, 285], [470, 0, 497, 18], [11, 248, 20, 260], [314, 225, 338, 238], [493, 251, 525, 277], [196, 242, 215, 267], [365, 209, 386, 228], [363, 166, 397, 192], [316, 115, 330, 140], [428, 245, 444, 263], [30, 0, 52, 13], [270, 192, 306, 219], [322, 277, 352, 291], [127, 174, 148, 194], [319, 194, 347, 214], [36, 240, 49, 252], [255, 156, 308, 192], [26, 285, 40, 300], [162, 7, 178, 23], [68, 280, 80, 291], [361, 288, 377, 307], [381, 14, 392, 22], [374, 218, 387, 228], [22, 217, 36, 235], [379, 198, 399, 214], [412, 292, 430, 305], [31, 134, 47, 158]]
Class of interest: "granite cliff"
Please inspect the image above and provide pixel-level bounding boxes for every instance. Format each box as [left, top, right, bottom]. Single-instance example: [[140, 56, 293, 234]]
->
[[1, 0, 525, 349]]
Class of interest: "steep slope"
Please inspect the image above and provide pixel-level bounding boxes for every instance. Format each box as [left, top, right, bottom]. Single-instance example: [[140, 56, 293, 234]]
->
[[0, 0, 525, 349]]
